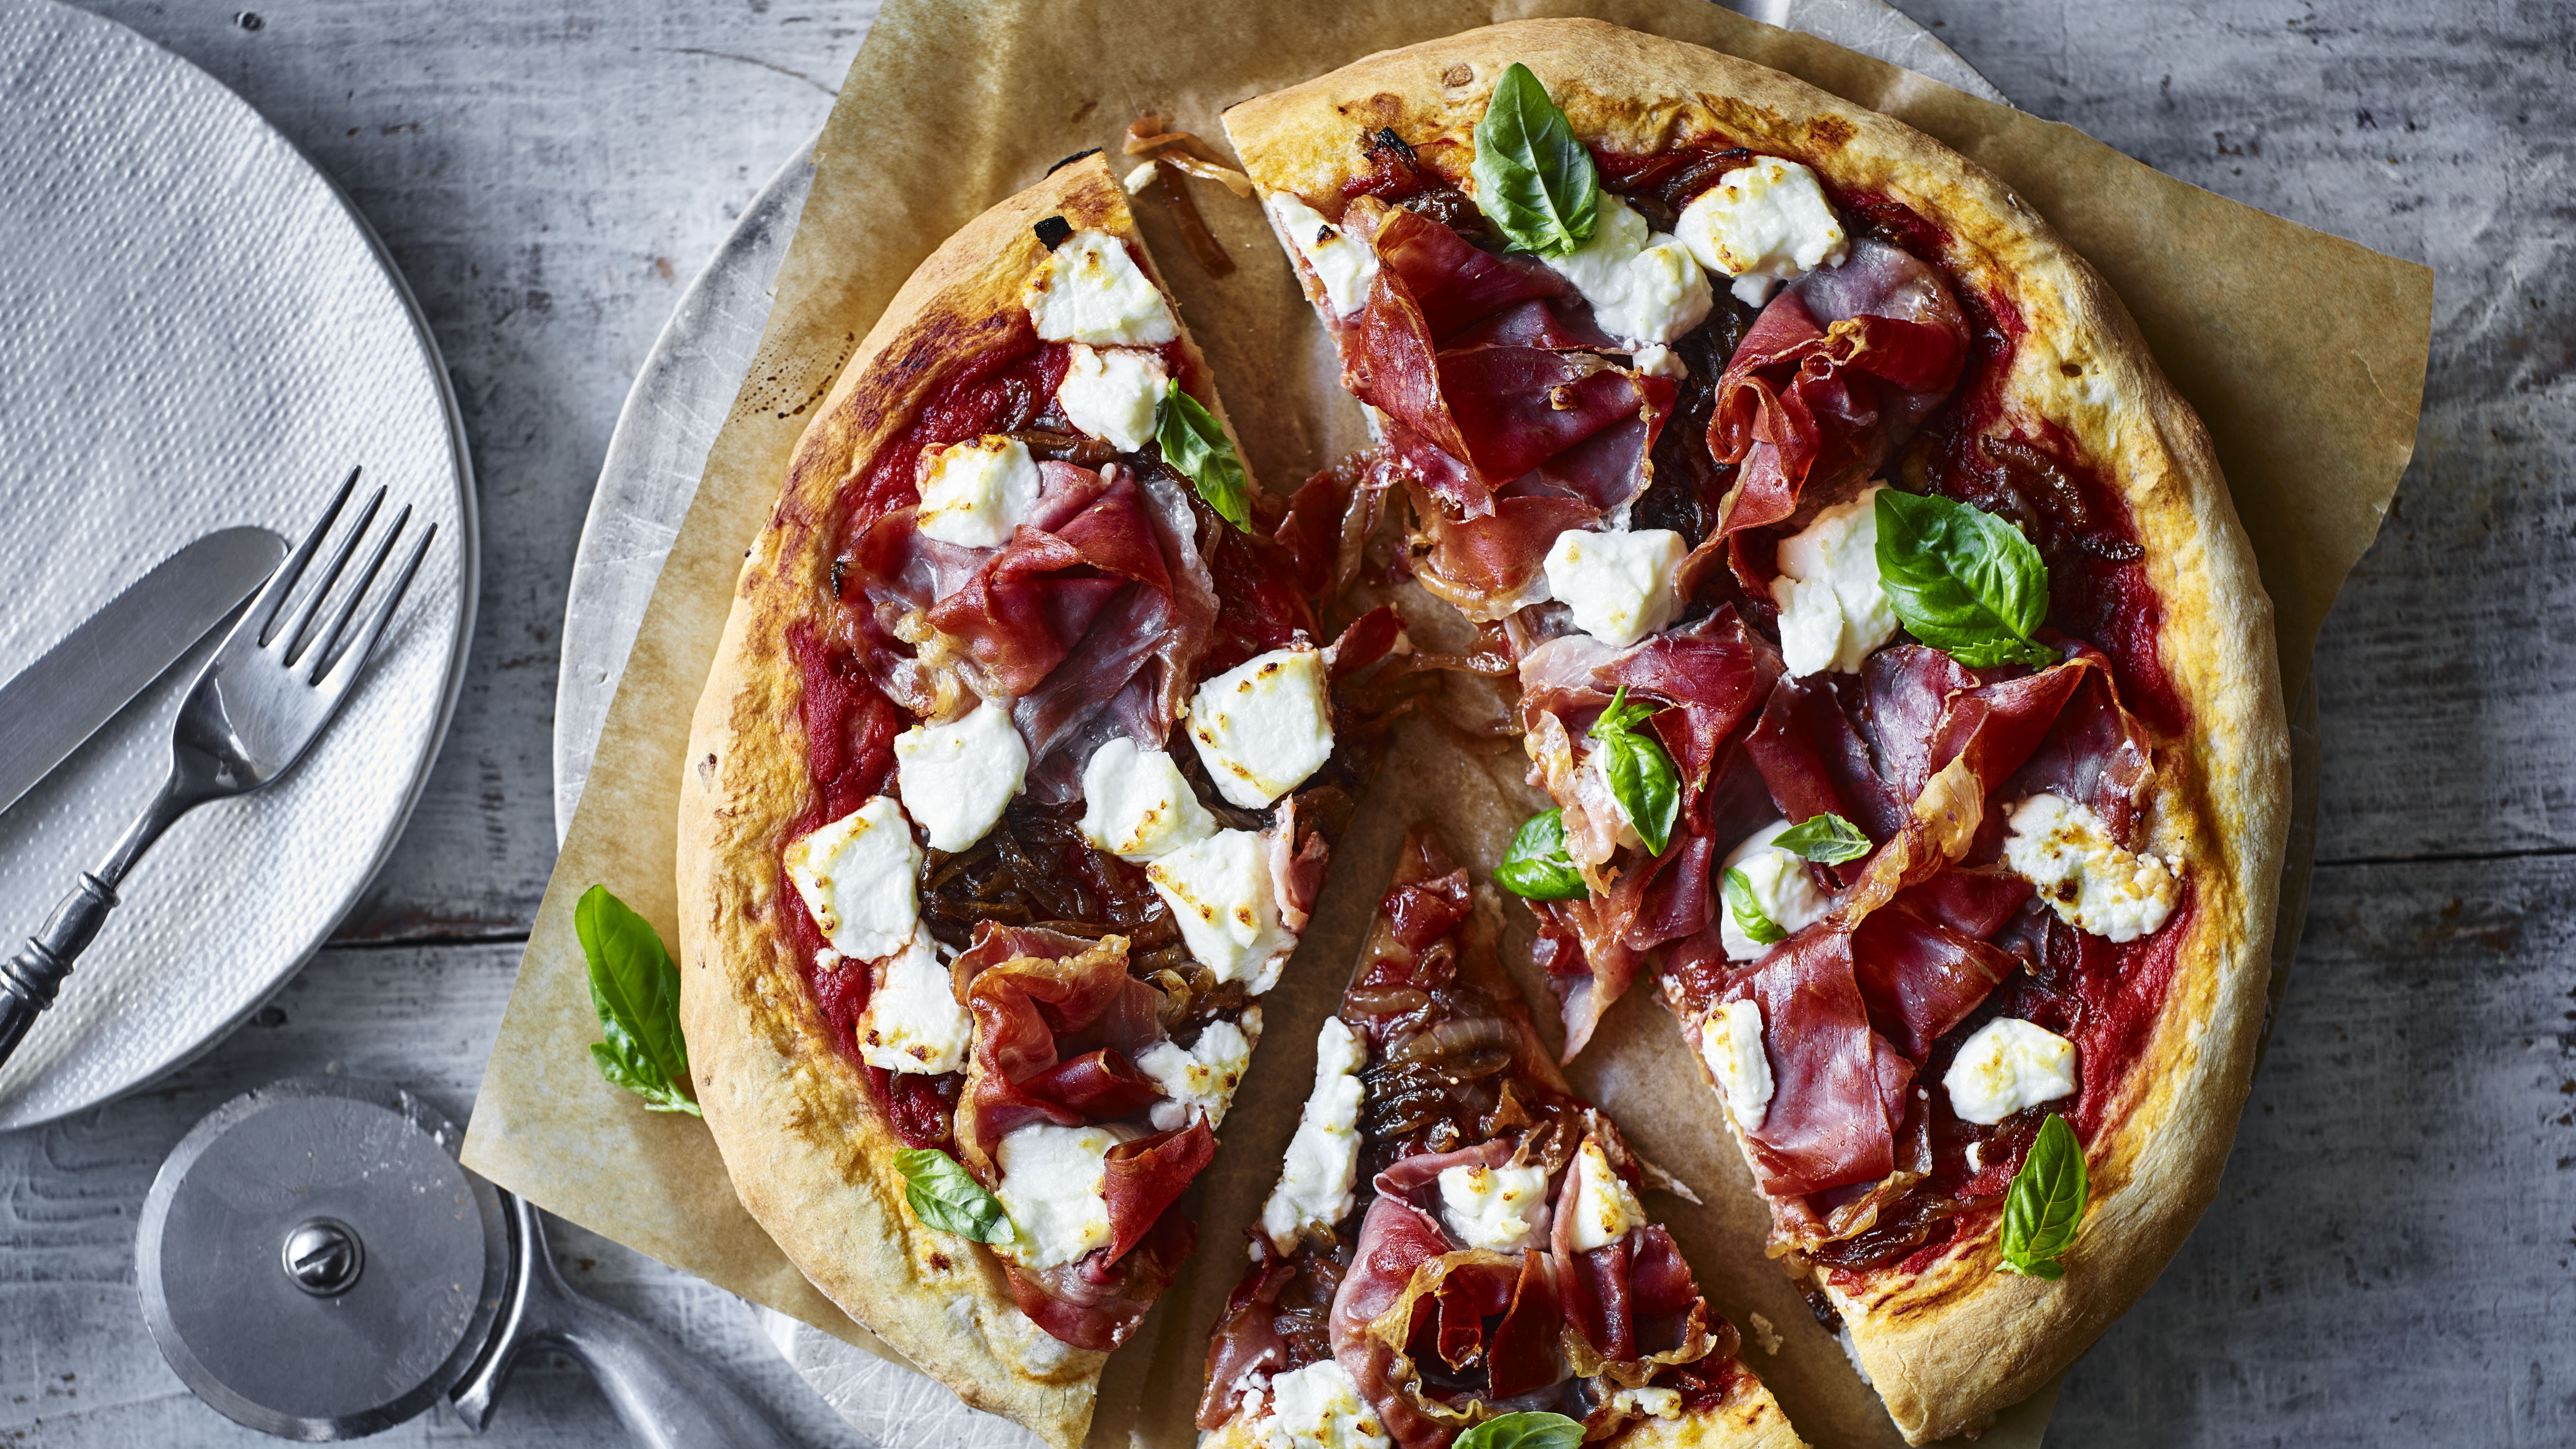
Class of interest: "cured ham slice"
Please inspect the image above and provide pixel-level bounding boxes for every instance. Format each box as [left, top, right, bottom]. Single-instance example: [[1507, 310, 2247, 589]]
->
[[1198, 830, 1801, 1449], [1711, 238, 1969, 537]]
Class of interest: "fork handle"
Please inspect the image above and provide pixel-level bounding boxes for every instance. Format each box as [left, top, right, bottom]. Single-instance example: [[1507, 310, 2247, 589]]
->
[[0, 873, 121, 1067]]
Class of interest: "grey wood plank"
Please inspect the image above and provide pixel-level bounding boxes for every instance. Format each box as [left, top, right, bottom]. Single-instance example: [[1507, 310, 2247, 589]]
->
[[2047, 852, 2576, 1444], [1901, 0, 2576, 860]]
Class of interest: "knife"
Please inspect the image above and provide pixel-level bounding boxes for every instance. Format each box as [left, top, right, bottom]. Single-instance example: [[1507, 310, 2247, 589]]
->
[[0, 526, 287, 817]]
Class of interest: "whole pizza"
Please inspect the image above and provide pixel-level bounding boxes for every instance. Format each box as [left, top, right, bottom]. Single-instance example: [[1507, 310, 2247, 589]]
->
[[674, 17, 2288, 1449]]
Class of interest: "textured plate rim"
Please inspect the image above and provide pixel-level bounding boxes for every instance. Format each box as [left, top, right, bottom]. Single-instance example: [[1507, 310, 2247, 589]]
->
[[0, 0, 480, 1131]]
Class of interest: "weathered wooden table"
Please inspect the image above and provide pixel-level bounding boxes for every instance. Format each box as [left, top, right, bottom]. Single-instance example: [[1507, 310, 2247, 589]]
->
[[2, 2, 2566, 1445]]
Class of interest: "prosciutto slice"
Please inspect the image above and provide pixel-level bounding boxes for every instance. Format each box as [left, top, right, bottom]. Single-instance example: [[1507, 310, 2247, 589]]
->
[[952, 924, 1165, 1176], [1007, 1209, 1195, 1353], [1514, 614, 1783, 1054], [1341, 200, 1671, 606], [1712, 238, 1968, 536], [1727, 927, 1916, 1197]]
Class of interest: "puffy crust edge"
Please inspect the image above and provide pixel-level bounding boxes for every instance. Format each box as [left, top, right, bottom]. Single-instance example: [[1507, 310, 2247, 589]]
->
[[1196, 1361, 1805, 1449], [1225, 19, 2288, 1444], [676, 153, 1226, 1449]]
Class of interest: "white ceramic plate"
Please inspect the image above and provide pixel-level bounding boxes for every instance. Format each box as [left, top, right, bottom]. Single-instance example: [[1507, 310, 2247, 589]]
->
[[0, 0, 476, 1129]]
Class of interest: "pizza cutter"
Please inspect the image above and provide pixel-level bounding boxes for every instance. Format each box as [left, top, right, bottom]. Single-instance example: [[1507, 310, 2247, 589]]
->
[[136, 1076, 797, 1448]]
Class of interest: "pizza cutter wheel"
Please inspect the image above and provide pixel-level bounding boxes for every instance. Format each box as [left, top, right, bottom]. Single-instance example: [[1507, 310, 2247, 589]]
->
[[136, 1076, 795, 1447]]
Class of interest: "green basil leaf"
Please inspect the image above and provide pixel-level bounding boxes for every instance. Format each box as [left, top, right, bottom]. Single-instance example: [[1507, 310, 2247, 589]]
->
[[1723, 867, 1787, 946], [1154, 380, 1252, 532], [1454, 1411, 1586, 1449], [1773, 812, 1873, 865], [1874, 489, 2057, 669], [1469, 63, 1599, 258], [1496, 809, 1589, 900], [577, 885, 701, 1117], [897, 1148, 1015, 1244], [1587, 687, 1679, 857], [1999, 1112, 2089, 1279]]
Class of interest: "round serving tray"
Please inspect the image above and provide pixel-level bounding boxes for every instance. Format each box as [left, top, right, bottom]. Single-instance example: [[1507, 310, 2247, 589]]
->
[[0, 0, 478, 1130]]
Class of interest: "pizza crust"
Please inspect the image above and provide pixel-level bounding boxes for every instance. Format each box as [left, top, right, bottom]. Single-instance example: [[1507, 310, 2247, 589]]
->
[[676, 153, 1231, 1449], [1225, 20, 2289, 1443]]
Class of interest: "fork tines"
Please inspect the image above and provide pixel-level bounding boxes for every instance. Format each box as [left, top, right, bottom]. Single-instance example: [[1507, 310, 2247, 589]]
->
[[253, 466, 435, 689]]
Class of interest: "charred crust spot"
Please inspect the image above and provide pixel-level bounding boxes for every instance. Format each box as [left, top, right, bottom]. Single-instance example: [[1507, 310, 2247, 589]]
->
[[1045, 147, 1103, 176], [1806, 115, 1857, 152], [1034, 214, 1074, 250], [1373, 125, 1418, 164], [1440, 63, 1474, 89], [928, 1251, 953, 1272], [2059, 361, 2085, 378]]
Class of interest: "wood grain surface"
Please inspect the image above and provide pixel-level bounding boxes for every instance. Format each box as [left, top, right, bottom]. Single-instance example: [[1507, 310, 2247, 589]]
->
[[2, 2, 2567, 1446]]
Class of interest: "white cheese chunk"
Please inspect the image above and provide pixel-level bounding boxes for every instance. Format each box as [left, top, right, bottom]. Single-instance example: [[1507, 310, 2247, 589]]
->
[[1542, 527, 1687, 648], [1720, 819, 1835, 961], [914, 435, 1043, 549], [1122, 160, 1160, 194], [1266, 192, 1379, 317], [1261, 1018, 1367, 1252], [1697, 997, 1774, 1130], [1137, 1014, 1256, 1130], [1544, 194, 1713, 348], [1255, 1358, 1389, 1449], [1435, 1161, 1551, 1253], [893, 697, 1028, 852], [1022, 229, 1177, 346], [2003, 792, 2181, 942], [1147, 828, 1295, 991], [1942, 1017, 2079, 1125], [1675, 158, 1849, 304], [854, 931, 971, 1075], [1631, 343, 1686, 380], [1769, 483, 1899, 677], [1608, 1387, 1683, 1420], [1056, 344, 1168, 453], [993, 1123, 1119, 1268], [1078, 736, 1216, 862], [783, 797, 921, 961], [1567, 1138, 1648, 1252], [1187, 645, 1335, 810]]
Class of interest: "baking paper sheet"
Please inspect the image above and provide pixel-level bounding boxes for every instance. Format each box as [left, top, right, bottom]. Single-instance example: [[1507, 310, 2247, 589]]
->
[[461, 2, 2431, 1444]]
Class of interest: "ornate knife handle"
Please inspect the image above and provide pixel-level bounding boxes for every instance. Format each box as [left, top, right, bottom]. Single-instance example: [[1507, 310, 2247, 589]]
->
[[0, 873, 121, 1067]]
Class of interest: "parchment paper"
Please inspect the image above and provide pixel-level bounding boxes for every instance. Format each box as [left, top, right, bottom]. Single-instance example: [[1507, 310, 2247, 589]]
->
[[461, 2, 2432, 1446]]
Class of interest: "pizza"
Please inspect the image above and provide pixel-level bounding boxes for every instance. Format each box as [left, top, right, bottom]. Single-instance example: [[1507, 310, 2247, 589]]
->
[[1199, 827, 1803, 1449], [1220, 19, 2289, 1444], [676, 153, 1419, 1447]]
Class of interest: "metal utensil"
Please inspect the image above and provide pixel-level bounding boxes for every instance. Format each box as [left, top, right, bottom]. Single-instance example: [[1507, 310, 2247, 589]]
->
[[138, 1076, 796, 1447], [0, 469, 431, 1068], [0, 525, 288, 817]]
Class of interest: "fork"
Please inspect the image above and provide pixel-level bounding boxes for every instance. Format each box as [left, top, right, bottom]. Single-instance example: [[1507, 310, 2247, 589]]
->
[[0, 468, 434, 1069]]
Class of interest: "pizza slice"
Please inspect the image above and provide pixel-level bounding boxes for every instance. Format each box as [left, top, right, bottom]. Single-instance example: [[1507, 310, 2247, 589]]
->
[[678, 153, 1416, 1448], [1199, 827, 1803, 1449], [1225, 21, 2286, 1443]]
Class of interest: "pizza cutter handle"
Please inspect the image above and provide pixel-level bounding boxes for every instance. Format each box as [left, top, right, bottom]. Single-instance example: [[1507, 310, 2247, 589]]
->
[[452, 1191, 798, 1449]]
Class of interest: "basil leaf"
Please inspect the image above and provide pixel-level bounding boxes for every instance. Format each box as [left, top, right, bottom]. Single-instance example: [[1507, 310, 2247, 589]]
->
[[897, 1148, 1016, 1245], [1773, 812, 1872, 865], [1723, 868, 1787, 946], [1587, 687, 1679, 856], [1469, 63, 1599, 258], [1999, 1113, 2089, 1279], [1497, 809, 1588, 900], [1155, 380, 1252, 532], [1874, 489, 2057, 669], [1455, 1412, 1585, 1449], [576, 885, 700, 1117]]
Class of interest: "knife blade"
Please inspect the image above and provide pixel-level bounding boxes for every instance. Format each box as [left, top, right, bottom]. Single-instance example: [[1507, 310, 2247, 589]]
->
[[0, 526, 288, 816]]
